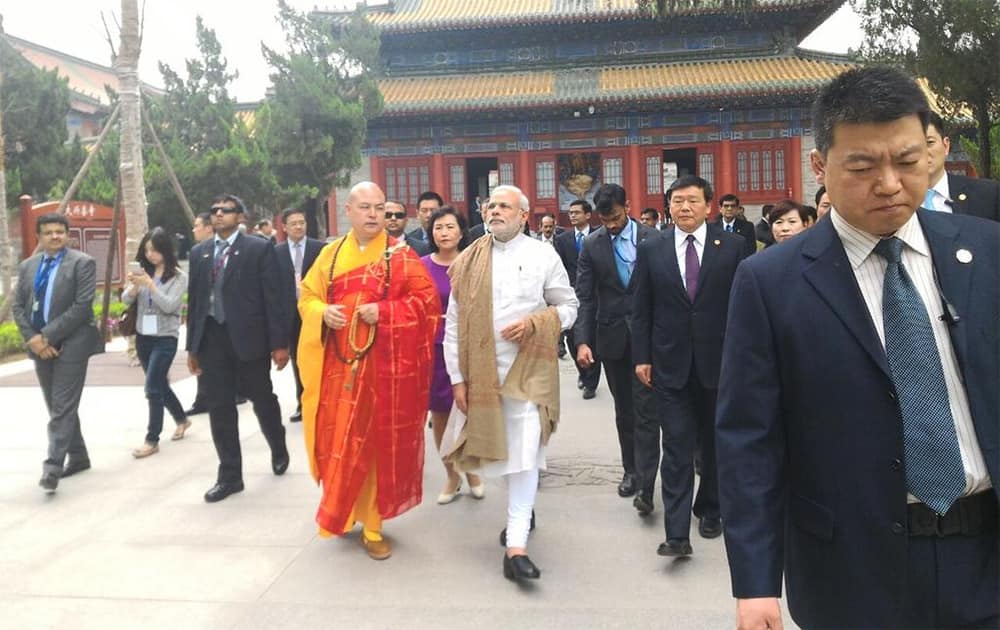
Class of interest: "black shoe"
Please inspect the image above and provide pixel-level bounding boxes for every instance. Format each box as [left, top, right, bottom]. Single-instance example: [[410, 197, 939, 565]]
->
[[204, 481, 244, 503], [235, 396, 248, 405], [289, 411, 302, 423], [582, 388, 596, 400], [557, 348, 567, 359], [184, 406, 207, 416], [657, 539, 693, 557], [499, 510, 536, 547], [633, 494, 654, 517], [61, 458, 91, 478], [698, 516, 723, 539], [577, 378, 584, 390], [617, 473, 637, 497], [503, 554, 541, 580], [272, 451, 290, 476], [39, 472, 59, 494]]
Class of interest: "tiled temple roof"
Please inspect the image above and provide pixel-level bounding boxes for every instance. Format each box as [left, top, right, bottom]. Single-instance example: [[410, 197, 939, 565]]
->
[[6, 35, 163, 107], [377, 54, 852, 116], [318, 0, 841, 33]]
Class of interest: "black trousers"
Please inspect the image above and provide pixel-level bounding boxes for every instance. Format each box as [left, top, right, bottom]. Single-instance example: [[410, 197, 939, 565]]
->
[[289, 320, 303, 412], [200, 318, 287, 484], [655, 368, 720, 541], [902, 517, 998, 628], [567, 327, 601, 390], [602, 350, 655, 478]]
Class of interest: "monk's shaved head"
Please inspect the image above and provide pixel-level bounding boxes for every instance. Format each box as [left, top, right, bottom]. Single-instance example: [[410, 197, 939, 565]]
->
[[348, 181, 384, 204]]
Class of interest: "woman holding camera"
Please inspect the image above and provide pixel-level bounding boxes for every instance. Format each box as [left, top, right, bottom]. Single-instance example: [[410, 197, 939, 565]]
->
[[122, 228, 190, 458]]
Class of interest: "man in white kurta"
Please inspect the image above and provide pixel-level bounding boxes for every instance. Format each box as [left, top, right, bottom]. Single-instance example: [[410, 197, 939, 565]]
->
[[444, 185, 577, 581]]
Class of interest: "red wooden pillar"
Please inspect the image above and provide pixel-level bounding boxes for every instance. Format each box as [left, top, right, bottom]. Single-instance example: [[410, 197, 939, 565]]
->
[[718, 139, 734, 199], [789, 136, 803, 202], [431, 153, 446, 198], [370, 155, 382, 192], [518, 149, 534, 204], [626, 143, 642, 214]]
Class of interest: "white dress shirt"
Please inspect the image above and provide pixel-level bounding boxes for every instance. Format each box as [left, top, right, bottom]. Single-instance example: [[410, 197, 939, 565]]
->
[[443, 232, 579, 476], [673, 221, 707, 290], [829, 209, 990, 499], [927, 172, 953, 213]]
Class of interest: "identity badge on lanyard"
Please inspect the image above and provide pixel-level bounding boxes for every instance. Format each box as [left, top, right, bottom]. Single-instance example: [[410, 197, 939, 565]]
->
[[141, 278, 163, 335]]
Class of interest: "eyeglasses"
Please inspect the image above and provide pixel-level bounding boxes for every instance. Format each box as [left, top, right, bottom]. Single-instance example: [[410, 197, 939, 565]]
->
[[384, 211, 406, 220], [211, 205, 240, 214]]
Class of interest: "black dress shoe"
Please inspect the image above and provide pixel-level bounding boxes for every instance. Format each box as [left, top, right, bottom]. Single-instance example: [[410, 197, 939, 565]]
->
[[183, 406, 207, 416], [617, 473, 637, 497], [577, 378, 584, 390], [289, 411, 302, 423], [272, 452, 290, 476], [39, 472, 59, 494], [657, 539, 693, 557], [698, 516, 723, 539], [499, 510, 536, 547], [204, 481, 244, 503], [582, 387, 596, 400], [61, 458, 91, 478], [633, 494, 654, 516], [235, 396, 249, 405], [503, 554, 541, 580]]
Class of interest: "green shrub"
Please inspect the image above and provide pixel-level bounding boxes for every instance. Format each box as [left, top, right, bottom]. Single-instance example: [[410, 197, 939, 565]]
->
[[0, 322, 24, 357]]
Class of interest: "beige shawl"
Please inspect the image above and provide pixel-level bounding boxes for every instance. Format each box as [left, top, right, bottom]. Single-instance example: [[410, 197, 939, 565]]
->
[[445, 235, 562, 471]]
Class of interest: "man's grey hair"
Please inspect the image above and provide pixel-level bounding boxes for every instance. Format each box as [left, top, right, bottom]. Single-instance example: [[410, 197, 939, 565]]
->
[[491, 185, 530, 212]]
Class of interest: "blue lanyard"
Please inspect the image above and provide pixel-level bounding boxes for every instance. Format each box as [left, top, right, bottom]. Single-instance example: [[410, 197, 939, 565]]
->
[[33, 249, 65, 294], [146, 276, 163, 307], [613, 229, 636, 266]]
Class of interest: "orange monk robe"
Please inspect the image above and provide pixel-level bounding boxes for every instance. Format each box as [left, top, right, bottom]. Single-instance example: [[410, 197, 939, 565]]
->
[[298, 231, 440, 536]]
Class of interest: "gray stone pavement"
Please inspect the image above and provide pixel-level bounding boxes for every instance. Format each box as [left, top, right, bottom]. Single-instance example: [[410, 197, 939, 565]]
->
[[0, 337, 797, 630]]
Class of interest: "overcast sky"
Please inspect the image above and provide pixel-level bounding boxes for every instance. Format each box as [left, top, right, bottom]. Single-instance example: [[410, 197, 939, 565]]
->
[[2, 1, 862, 102]]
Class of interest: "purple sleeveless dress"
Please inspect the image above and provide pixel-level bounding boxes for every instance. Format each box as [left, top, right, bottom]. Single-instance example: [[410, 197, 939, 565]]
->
[[421, 255, 454, 413]]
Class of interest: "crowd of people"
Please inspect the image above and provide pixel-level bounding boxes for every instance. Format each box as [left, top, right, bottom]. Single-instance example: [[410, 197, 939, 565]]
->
[[12, 66, 999, 629]]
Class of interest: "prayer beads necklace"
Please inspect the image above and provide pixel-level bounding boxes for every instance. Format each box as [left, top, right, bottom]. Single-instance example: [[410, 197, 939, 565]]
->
[[326, 236, 392, 390]]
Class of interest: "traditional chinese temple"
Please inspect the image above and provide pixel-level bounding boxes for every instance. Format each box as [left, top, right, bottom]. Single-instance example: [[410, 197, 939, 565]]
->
[[320, 0, 854, 231]]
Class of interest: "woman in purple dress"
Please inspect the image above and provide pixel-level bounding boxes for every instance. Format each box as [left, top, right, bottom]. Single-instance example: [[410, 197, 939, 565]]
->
[[421, 206, 484, 504]]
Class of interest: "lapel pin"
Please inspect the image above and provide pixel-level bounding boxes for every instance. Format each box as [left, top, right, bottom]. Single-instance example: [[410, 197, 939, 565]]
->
[[202, 253, 210, 258], [713, 239, 721, 246], [958, 193, 967, 201], [956, 249, 972, 264]]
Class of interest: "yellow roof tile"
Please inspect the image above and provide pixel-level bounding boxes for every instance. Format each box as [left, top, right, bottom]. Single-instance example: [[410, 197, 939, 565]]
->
[[368, 0, 637, 30], [377, 56, 853, 114], [380, 70, 555, 111], [600, 57, 852, 95]]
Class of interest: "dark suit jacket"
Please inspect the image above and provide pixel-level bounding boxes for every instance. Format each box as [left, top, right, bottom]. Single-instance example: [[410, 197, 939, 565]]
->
[[13, 248, 103, 362], [186, 233, 289, 362], [554, 227, 591, 288], [406, 226, 428, 243], [712, 215, 757, 257], [574, 219, 655, 360], [404, 233, 430, 256], [468, 223, 486, 241], [274, 236, 324, 338], [630, 224, 747, 390], [715, 211, 1000, 628], [948, 173, 1000, 222]]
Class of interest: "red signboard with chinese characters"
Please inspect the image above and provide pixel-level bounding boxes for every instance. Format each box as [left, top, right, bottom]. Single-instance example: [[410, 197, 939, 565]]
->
[[18, 196, 126, 286]]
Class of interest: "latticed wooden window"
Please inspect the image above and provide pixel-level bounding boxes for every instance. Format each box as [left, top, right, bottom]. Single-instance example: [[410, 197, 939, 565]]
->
[[603, 157, 623, 186], [450, 164, 465, 201], [646, 156, 661, 194], [536, 161, 556, 198]]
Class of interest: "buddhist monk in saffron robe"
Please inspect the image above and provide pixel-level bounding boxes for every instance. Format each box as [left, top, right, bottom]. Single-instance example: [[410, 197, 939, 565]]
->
[[298, 182, 440, 560]]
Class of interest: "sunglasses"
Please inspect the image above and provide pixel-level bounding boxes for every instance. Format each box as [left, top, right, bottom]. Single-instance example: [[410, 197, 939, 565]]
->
[[211, 205, 240, 214], [384, 211, 406, 220]]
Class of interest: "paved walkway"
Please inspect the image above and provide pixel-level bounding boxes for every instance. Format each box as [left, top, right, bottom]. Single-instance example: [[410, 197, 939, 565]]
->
[[0, 339, 797, 629]]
